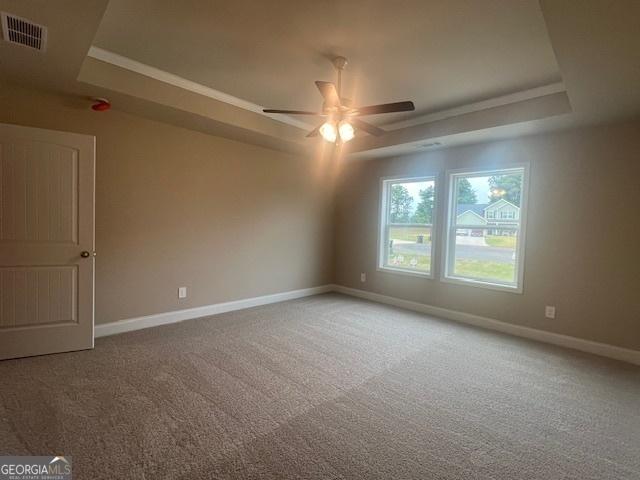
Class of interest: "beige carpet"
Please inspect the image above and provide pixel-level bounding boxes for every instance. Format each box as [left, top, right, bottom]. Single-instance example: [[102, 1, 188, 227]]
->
[[1, 293, 639, 479]]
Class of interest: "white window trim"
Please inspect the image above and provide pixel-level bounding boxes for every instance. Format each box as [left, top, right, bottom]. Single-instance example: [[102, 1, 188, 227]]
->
[[377, 175, 438, 279], [440, 164, 530, 294]]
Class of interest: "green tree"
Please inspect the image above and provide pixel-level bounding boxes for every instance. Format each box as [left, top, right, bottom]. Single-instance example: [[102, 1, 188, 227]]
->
[[457, 178, 477, 204], [389, 185, 413, 222], [488, 174, 522, 206], [413, 185, 435, 223]]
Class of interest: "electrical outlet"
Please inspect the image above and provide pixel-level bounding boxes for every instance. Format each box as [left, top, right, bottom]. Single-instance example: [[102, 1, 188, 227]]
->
[[360, 272, 366, 283], [545, 305, 556, 319], [178, 287, 187, 299]]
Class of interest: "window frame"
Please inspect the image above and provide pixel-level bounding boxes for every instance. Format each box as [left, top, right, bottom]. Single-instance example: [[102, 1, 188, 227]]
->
[[441, 165, 529, 293], [377, 175, 438, 278]]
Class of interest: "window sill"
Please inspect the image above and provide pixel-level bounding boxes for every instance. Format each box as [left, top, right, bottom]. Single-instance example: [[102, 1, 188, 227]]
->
[[378, 266, 433, 279], [441, 275, 522, 294]]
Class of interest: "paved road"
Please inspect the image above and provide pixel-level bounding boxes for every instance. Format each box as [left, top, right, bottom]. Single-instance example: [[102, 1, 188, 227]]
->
[[392, 242, 514, 263]]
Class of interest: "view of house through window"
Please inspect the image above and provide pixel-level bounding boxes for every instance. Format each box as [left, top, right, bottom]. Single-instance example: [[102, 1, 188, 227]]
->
[[445, 167, 527, 289], [380, 177, 435, 275], [378, 167, 527, 290]]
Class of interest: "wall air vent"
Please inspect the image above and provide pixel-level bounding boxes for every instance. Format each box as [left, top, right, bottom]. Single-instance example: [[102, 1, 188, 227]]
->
[[1, 12, 47, 51]]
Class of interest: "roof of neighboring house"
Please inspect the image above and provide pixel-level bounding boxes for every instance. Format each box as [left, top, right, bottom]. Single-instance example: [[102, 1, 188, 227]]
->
[[456, 204, 488, 216], [456, 210, 487, 225], [484, 198, 520, 211]]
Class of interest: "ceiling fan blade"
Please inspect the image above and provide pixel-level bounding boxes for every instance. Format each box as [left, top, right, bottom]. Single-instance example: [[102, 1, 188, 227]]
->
[[350, 118, 385, 137], [315, 81, 341, 107], [353, 101, 415, 116], [306, 123, 323, 137], [263, 109, 322, 115]]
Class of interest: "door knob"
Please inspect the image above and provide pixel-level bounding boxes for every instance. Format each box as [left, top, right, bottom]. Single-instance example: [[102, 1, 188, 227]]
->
[[81, 251, 91, 258]]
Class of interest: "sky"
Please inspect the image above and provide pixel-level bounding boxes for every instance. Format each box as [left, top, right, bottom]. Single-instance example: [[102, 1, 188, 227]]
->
[[404, 181, 430, 201], [467, 176, 491, 204], [402, 176, 491, 210]]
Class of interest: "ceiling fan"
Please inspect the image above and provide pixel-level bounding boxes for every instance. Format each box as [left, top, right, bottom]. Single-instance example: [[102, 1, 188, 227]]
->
[[263, 57, 415, 143]]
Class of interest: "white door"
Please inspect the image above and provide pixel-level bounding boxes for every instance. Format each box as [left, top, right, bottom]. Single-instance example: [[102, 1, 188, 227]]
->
[[0, 123, 95, 360]]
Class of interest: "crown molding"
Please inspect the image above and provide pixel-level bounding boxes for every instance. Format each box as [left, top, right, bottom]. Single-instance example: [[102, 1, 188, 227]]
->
[[87, 46, 309, 130], [384, 82, 566, 130]]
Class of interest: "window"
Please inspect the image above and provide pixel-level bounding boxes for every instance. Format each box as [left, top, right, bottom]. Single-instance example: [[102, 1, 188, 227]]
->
[[444, 166, 528, 292], [379, 176, 436, 276]]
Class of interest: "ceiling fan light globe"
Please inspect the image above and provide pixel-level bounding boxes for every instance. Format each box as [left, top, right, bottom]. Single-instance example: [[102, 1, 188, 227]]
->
[[338, 121, 355, 142], [319, 122, 337, 143]]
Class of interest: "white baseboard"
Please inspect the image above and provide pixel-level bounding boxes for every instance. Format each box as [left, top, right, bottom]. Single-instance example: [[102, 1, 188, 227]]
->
[[332, 284, 640, 366], [95, 282, 639, 366], [94, 284, 333, 338]]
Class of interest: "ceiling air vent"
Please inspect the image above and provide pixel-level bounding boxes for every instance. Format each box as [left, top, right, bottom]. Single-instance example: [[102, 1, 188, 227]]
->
[[1, 12, 47, 51], [419, 142, 442, 149]]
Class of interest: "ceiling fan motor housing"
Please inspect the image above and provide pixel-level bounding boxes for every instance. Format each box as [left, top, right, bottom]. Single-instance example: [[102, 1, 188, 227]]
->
[[332, 56, 348, 71]]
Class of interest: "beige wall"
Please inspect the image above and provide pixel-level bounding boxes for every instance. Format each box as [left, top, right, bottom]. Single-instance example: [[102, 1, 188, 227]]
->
[[0, 83, 335, 324], [335, 121, 640, 351], [2, 81, 638, 351]]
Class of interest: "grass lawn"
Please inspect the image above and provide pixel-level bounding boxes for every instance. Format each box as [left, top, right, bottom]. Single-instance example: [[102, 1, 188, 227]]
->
[[485, 235, 517, 248], [389, 226, 431, 242], [454, 259, 514, 282], [387, 253, 431, 272]]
